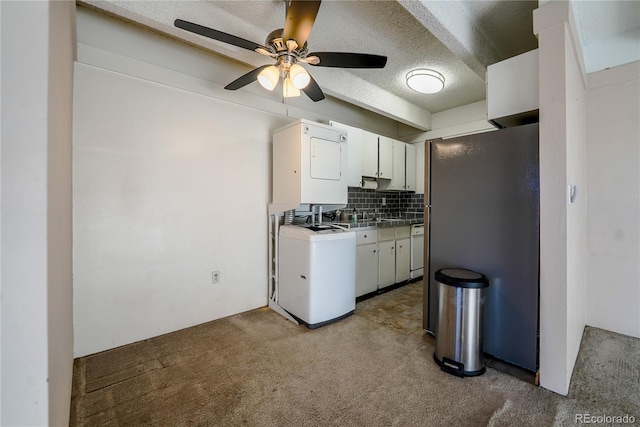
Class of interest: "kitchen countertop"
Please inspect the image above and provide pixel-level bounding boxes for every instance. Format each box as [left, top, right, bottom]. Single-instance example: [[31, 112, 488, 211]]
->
[[331, 218, 424, 230]]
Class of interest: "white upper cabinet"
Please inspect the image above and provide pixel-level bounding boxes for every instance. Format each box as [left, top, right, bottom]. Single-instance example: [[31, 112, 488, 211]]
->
[[391, 139, 405, 190], [330, 121, 363, 187], [388, 138, 416, 192], [361, 130, 379, 178], [405, 143, 416, 192], [377, 135, 393, 180], [414, 141, 425, 194], [328, 122, 417, 192], [487, 49, 539, 128]]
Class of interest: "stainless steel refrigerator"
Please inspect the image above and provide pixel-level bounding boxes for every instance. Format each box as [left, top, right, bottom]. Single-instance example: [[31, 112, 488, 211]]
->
[[424, 123, 539, 372]]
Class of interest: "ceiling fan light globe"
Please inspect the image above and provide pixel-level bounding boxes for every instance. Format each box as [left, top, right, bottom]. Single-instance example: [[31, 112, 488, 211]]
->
[[283, 77, 301, 97], [406, 69, 445, 94], [257, 65, 280, 91], [289, 64, 311, 89]]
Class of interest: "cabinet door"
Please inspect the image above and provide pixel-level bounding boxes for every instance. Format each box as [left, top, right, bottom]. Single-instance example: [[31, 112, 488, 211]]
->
[[406, 143, 416, 192], [361, 130, 379, 178], [356, 243, 379, 297], [331, 121, 362, 187], [395, 237, 411, 283], [392, 140, 405, 190], [378, 136, 394, 180], [378, 240, 396, 289]]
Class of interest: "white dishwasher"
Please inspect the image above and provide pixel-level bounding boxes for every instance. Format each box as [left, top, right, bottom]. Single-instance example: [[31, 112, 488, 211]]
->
[[278, 225, 356, 328], [410, 224, 424, 279]]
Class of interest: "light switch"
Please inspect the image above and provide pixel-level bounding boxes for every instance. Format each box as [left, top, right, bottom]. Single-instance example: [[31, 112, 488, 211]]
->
[[568, 185, 577, 204]]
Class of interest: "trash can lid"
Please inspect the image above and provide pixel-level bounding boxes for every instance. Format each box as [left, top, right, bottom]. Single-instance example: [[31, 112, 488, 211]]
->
[[435, 268, 489, 289]]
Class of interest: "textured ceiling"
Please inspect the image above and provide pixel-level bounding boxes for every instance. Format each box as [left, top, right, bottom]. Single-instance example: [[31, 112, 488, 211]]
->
[[464, 0, 538, 58], [572, 0, 640, 46], [80, 0, 637, 129]]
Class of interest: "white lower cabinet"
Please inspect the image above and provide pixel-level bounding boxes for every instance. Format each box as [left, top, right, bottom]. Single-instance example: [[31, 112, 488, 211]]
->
[[378, 241, 396, 289], [395, 237, 411, 283], [378, 227, 396, 289], [356, 226, 413, 296], [355, 230, 379, 297], [395, 226, 411, 283]]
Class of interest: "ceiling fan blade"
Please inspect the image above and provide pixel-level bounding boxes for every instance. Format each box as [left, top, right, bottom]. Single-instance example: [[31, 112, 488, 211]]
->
[[174, 19, 267, 53], [299, 55, 320, 65], [307, 52, 388, 68], [224, 65, 270, 90], [282, 0, 321, 47], [302, 74, 325, 102]]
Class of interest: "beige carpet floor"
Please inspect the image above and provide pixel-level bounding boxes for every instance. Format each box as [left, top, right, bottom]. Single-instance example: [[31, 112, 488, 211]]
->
[[70, 281, 640, 426]]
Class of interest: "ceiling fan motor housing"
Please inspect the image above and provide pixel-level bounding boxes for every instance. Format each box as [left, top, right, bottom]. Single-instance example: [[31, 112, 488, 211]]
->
[[266, 28, 309, 58]]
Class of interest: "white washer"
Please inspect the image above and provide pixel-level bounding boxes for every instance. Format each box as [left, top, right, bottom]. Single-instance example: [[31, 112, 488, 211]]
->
[[278, 225, 356, 328]]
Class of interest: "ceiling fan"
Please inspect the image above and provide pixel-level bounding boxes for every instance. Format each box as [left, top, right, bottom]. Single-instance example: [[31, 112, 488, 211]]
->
[[174, 0, 387, 102]]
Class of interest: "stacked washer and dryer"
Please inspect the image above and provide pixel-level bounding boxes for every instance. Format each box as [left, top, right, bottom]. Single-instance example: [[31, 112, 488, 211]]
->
[[268, 120, 356, 328]]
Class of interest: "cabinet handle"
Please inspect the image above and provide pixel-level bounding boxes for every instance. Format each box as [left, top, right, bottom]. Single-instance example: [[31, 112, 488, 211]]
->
[[373, 250, 376, 253], [391, 246, 394, 250], [364, 234, 367, 238]]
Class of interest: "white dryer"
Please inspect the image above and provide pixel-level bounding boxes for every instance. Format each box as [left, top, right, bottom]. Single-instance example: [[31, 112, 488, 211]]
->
[[272, 119, 348, 206], [278, 225, 355, 328]]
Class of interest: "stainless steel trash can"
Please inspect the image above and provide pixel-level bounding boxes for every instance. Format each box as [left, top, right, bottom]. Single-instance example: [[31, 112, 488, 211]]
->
[[433, 268, 489, 377]]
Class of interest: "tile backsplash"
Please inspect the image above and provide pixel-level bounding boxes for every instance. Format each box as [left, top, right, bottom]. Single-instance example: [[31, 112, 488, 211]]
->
[[345, 187, 424, 219]]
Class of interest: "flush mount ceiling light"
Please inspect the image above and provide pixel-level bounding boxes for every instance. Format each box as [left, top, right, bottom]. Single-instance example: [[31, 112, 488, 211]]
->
[[406, 69, 445, 94]]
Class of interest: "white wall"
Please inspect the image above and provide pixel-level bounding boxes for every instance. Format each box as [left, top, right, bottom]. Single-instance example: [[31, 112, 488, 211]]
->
[[586, 62, 640, 338], [534, 0, 588, 395], [74, 64, 287, 355], [564, 18, 588, 384], [583, 27, 640, 73], [1, 1, 75, 425], [73, 7, 403, 357], [405, 100, 496, 143], [75, 7, 404, 139]]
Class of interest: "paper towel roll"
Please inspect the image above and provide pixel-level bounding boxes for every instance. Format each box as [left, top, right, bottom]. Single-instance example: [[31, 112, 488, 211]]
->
[[362, 179, 378, 190]]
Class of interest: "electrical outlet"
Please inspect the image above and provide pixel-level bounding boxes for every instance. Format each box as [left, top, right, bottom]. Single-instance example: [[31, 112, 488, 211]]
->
[[212, 271, 220, 284]]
